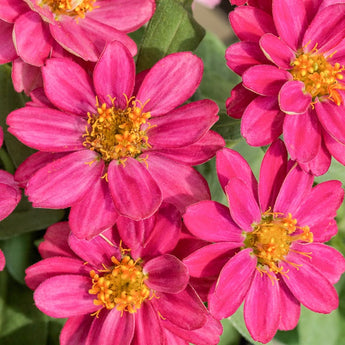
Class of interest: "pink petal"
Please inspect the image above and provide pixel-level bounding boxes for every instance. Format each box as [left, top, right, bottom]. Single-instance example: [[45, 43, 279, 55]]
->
[[229, 6, 277, 42], [183, 200, 244, 243], [0, 249, 5, 271], [0, 126, 3, 148], [69, 177, 119, 240], [272, 0, 308, 50], [225, 41, 268, 76], [14, 11, 52, 66], [145, 254, 189, 294], [7, 106, 85, 152], [93, 40, 135, 109], [309, 219, 338, 243], [26, 150, 104, 208], [34, 274, 98, 317], [0, 21, 17, 63], [225, 178, 261, 232], [148, 100, 219, 148], [60, 315, 93, 345], [281, 252, 339, 313], [42, 58, 96, 116], [108, 157, 162, 220], [244, 270, 280, 343], [324, 128, 345, 165], [146, 153, 210, 213], [241, 95, 285, 146], [208, 248, 257, 319], [259, 33, 296, 69], [137, 52, 203, 117], [0, 181, 20, 221], [259, 140, 288, 211], [242, 65, 291, 96], [279, 81, 312, 114], [0, 0, 28, 22]]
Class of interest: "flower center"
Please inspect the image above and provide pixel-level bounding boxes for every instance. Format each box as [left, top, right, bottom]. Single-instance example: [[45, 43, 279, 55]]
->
[[89, 255, 151, 315], [290, 49, 345, 105], [244, 211, 313, 275], [83, 96, 152, 164], [40, 0, 96, 19]]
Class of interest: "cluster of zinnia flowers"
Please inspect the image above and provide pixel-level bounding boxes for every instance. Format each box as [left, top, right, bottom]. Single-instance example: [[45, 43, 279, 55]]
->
[[0, 0, 344, 345]]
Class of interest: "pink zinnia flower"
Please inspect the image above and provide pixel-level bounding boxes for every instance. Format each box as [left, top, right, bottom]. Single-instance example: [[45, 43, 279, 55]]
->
[[183, 139, 345, 343], [25, 204, 222, 345], [7, 40, 224, 239], [226, 0, 345, 175]]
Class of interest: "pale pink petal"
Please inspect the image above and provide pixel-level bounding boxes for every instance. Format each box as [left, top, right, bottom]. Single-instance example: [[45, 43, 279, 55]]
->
[[225, 178, 261, 232], [244, 270, 280, 343], [137, 52, 203, 116], [148, 100, 219, 148], [183, 200, 244, 243], [241, 95, 285, 146], [0, 0, 28, 22], [146, 153, 210, 213], [229, 6, 277, 42], [108, 158, 162, 220], [0, 21, 17, 63], [208, 248, 257, 319], [93, 40, 135, 109], [242, 65, 291, 96], [225, 41, 268, 75], [34, 275, 98, 317], [259, 140, 288, 211], [259, 33, 295, 69], [7, 107, 85, 152], [283, 109, 321, 163], [145, 255, 189, 294], [279, 81, 312, 114], [60, 315, 93, 345], [26, 150, 104, 208], [0, 249, 5, 271], [14, 11, 52, 66], [273, 0, 308, 50]]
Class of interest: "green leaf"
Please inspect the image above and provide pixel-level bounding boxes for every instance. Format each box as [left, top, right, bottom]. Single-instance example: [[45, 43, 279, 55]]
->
[[218, 319, 241, 345], [212, 112, 241, 144], [136, 0, 205, 72]]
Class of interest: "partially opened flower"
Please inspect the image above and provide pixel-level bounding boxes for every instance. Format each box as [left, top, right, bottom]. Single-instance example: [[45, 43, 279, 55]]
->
[[7, 40, 224, 239], [25, 203, 222, 345], [226, 0, 345, 175], [183, 140, 345, 343]]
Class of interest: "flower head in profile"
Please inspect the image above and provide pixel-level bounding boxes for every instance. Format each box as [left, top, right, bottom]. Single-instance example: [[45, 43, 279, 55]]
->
[[183, 140, 345, 343], [7, 40, 224, 239], [226, 0, 345, 175], [25, 203, 222, 345]]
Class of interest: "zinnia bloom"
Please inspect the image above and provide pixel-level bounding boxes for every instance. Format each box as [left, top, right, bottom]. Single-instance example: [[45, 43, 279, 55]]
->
[[226, 0, 345, 175], [183, 139, 345, 343], [25, 203, 222, 345], [7, 40, 224, 239]]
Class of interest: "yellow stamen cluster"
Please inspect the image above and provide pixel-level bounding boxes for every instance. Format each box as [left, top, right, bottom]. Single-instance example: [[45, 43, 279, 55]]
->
[[245, 211, 313, 275], [83, 97, 152, 164], [89, 255, 151, 315], [40, 0, 96, 19], [290, 49, 345, 105]]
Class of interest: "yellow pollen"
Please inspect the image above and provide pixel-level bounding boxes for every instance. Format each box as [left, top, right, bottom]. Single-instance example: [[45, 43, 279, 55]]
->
[[290, 48, 345, 106], [245, 210, 313, 276], [89, 255, 151, 316], [40, 0, 96, 20], [83, 96, 152, 164]]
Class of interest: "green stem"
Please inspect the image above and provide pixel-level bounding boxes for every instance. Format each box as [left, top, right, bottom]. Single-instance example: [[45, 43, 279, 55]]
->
[[0, 148, 15, 175]]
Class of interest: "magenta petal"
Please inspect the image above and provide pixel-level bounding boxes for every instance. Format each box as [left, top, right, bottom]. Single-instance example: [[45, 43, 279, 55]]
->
[[183, 200, 244, 243], [309, 219, 338, 243], [145, 254, 189, 294], [241, 95, 285, 146], [324, 128, 345, 165], [208, 248, 256, 319], [0, 181, 20, 221], [244, 270, 280, 343], [69, 177, 118, 240], [225, 178, 261, 232], [259, 140, 288, 211], [108, 158, 162, 220], [0, 21, 17, 63], [34, 275, 98, 317], [259, 33, 295, 69], [0, 126, 3, 148], [26, 150, 104, 208], [243, 65, 290, 96], [279, 81, 312, 114], [281, 252, 339, 313], [0, 249, 5, 271], [272, 0, 307, 50], [137, 52, 203, 116], [93, 41, 135, 109], [0, 0, 28, 22], [60, 315, 93, 345]]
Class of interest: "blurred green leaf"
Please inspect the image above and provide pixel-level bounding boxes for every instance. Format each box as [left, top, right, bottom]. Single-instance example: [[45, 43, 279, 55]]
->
[[136, 0, 205, 72], [218, 319, 241, 345], [212, 112, 241, 144]]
